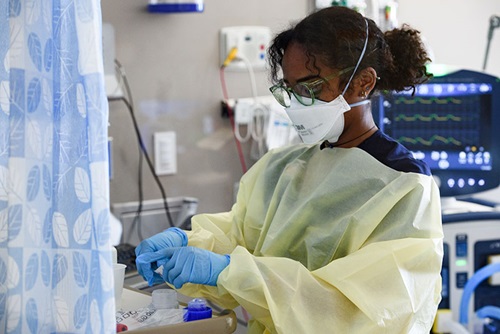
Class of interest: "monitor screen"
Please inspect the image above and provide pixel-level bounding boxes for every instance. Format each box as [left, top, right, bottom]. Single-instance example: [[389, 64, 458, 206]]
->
[[372, 69, 500, 197]]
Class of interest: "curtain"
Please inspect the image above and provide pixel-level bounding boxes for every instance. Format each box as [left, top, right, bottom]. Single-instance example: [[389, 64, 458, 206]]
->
[[0, 0, 114, 333]]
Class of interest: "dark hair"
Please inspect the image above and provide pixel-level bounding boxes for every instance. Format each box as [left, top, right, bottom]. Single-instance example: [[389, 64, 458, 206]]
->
[[267, 6, 432, 94]]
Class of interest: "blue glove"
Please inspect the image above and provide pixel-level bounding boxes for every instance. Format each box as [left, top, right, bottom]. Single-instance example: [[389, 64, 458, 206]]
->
[[138, 246, 230, 289], [135, 227, 188, 285]]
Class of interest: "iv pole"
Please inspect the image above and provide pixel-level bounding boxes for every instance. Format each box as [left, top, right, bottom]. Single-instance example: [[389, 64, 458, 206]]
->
[[483, 15, 500, 71]]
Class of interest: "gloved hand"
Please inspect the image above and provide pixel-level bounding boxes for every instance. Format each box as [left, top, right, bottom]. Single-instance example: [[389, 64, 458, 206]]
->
[[136, 246, 230, 289], [135, 227, 188, 285]]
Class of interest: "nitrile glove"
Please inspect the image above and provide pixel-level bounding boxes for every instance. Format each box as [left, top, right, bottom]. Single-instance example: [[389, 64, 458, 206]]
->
[[138, 246, 230, 289], [134, 227, 188, 285]]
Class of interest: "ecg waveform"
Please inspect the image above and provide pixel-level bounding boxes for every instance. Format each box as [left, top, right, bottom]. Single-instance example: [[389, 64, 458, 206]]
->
[[397, 135, 462, 146], [393, 128, 479, 149], [395, 96, 463, 105], [395, 113, 462, 122]]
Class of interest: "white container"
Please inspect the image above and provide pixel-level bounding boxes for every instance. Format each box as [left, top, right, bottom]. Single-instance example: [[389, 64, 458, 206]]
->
[[152, 289, 179, 309]]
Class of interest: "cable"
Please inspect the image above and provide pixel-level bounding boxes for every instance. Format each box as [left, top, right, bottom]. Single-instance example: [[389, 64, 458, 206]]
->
[[114, 60, 146, 241], [239, 55, 258, 100], [219, 66, 248, 174], [135, 151, 145, 241], [114, 59, 174, 229]]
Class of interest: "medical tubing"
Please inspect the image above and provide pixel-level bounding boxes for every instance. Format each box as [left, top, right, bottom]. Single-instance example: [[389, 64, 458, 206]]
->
[[120, 97, 175, 227], [342, 18, 369, 96], [237, 55, 258, 99], [476, 306, 500, 321], [238, 54, 268, 157], [114, 59, 174, 227], [219, 67, 248, 174], [115, 59, 145, 241], [234, 103, 253, 143], [233, 55, 257, 144], [250, 115, 266, 159], [459, 262, 500, 325]]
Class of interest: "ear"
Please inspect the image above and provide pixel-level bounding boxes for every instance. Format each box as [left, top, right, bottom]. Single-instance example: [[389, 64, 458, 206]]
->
[[352, 67, 377, 98]]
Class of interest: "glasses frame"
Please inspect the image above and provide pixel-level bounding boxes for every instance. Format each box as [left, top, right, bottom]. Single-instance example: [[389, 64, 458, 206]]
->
[[269, 67, 354, 107]]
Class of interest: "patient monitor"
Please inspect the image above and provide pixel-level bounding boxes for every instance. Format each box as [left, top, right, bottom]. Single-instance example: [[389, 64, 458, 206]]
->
[[372, 67, 500, 200]]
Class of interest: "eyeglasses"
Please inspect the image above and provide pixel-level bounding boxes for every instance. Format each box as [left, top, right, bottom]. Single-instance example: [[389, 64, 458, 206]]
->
[[269, 67, 354, 107]]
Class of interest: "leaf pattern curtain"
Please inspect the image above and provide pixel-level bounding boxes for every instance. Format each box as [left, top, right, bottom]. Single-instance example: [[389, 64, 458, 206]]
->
[[0, 0, 114, 333]]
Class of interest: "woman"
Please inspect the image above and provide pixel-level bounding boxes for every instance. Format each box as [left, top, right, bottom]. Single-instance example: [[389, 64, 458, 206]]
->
[[136, 6, 443, 333]]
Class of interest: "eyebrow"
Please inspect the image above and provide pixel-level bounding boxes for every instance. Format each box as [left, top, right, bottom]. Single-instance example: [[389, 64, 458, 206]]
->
[[283, 74, 322, 86]]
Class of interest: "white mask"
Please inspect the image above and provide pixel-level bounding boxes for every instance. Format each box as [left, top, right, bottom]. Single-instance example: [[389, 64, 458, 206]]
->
[[285, 96, 369, 144], [284, 18, 370, 145], [285, 95, 350, 144]]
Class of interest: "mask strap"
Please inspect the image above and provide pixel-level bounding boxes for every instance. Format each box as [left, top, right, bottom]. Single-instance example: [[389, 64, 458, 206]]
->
[[349, 99, 370, 108], [342, 18, 369, 96]]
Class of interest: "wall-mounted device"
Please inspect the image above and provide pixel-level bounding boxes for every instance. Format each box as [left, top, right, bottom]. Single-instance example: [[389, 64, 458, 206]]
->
[[148, 0, 204, 13], [219, 26, 271, 71]]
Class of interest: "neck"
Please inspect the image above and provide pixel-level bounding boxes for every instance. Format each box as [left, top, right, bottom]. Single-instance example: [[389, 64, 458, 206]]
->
[[320, 125, 377, 150]]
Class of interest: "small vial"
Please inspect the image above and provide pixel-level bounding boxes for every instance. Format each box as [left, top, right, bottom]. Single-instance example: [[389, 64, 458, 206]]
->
[[152, 289, 179, 309], [184, 298, 212, 322]]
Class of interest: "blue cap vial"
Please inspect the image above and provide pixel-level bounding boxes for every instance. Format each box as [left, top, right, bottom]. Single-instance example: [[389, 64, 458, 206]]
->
[[184, 298, 212, 322]]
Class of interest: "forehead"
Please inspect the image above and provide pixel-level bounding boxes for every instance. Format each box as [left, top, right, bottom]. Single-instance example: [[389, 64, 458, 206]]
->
[[282, 42, 328, 83]]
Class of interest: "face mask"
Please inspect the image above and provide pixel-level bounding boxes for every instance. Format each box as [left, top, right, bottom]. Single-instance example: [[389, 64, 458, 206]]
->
[[285, 96, 369, 144], [284, 18, 370, 145], [286, 95, 349, 144]]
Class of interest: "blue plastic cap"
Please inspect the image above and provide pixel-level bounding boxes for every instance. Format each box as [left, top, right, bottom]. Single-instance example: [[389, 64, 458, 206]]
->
[[184, 298, 212, 321]]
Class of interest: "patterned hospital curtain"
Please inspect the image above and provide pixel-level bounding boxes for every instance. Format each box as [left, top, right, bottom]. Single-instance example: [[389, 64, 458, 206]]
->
[[0, 0, 114, 333]]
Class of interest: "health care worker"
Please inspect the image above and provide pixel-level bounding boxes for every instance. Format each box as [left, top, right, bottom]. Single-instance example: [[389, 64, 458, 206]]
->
[[136, 6, 444, 333]]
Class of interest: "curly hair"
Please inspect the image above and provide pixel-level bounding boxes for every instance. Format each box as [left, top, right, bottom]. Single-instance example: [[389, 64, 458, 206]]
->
[[267, 6, 432, 95]]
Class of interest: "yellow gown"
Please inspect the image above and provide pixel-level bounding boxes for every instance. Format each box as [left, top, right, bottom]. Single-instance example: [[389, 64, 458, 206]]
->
[[180, 145, 443, 334]]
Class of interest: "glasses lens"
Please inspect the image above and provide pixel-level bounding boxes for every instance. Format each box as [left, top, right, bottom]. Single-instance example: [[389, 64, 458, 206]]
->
[[271, 86, 291, 107], [292, 83, 315, 106]]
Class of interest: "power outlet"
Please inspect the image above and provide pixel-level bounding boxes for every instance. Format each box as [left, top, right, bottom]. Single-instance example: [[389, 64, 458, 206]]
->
[[154, 131, 177, 175]]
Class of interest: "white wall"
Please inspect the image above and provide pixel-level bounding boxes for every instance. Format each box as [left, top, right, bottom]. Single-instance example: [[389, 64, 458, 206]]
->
[[398, 0, 500, 77]]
